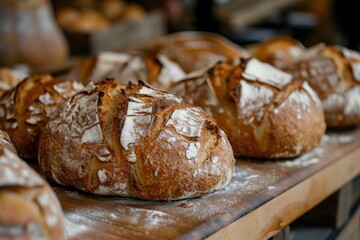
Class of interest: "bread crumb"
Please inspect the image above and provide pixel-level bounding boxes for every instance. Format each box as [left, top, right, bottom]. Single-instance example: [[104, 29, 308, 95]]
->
[[178, 202, 193, 208]]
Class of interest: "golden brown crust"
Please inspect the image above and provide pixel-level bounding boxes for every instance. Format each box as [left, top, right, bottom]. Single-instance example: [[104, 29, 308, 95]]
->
[[0, 143, 66, 240], [39, 80, 235, 200], [150, 32, 249, 74], [284, 44, 360, 127], [0, 75, 84, 160], [247, 36, 305, 68], [171, 58, 326, 158], [0, 68, 27, 97], [70, 32, 247, 90], [71, 52, 186, 90]]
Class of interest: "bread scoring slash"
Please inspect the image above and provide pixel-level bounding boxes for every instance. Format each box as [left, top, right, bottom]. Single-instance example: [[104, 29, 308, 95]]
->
[[38, 80, 235, 200]]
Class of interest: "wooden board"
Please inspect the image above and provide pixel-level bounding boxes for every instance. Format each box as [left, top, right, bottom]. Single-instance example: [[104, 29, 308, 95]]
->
[[51, 128, 360, 240]]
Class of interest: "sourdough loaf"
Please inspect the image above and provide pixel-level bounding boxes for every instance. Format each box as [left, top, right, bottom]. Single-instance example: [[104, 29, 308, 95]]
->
[[0, 75, 84, 160], [38, 80, 235, 200], [72, 52, 186, 90], [283, 44, 360, 127], [247, 36, 305, 68], [149, 31, 249, 74], [0, 130, 66, 240], [171, 58, 326, 158]]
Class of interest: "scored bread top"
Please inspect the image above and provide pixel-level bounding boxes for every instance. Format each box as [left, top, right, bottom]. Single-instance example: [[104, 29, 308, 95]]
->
[[150, 32, 249, 74], [0, 68, 27, 97], [247, 36, 305, 68], [284, 44, 360, 127], [0, 75, 83, 160], [72, 52, 186, 90], [39, 80, 235, 200], [171, 57, 325, 158]]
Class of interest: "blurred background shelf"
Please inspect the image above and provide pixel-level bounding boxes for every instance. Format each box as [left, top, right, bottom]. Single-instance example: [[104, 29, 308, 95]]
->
[[215, 0, 304, 30]]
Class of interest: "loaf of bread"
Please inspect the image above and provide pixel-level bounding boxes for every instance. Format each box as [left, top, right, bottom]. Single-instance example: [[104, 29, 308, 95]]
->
[[149, 32, 249, 74], [0, 130, 66, 240], [171, 58, 326, 158], [0, 74, 84, 160], [0, 68, 27, 97], [283, 44, 360, 127], [39, 80, 235, 200], [247, 36, 305, 68], [72, 51, 186, 90]]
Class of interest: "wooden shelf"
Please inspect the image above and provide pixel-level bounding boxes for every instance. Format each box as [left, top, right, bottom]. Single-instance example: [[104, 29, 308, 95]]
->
[[215, 0, 304, 30], [53, 128, 360, 240]]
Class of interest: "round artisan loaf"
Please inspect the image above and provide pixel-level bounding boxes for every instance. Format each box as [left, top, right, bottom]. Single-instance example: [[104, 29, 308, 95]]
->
[[0, 74, 84, 160], [0, 130, 66, 240], [38, 80, 235, 200], [247, 36, 305, 68], [71, 51, 186, 90], [0, 68, 27, 97], [283, 44, 360, 127], [150, 32, 249, 74], [171, 58, 326, 158]]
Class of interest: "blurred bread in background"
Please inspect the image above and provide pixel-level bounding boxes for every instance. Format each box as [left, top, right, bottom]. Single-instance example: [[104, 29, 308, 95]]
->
[[56, 0, 146, 33]]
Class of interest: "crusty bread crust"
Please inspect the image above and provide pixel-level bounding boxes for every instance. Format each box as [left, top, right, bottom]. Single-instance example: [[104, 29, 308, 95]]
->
[[39, 80, 235, 200], [149, 32, 249, 74], [284, 44, 360, 127], [0, 68, 27, 97], [0, 130, 66, 240], [247, 36, 305, 68], [70, 32, 248, 91], [0, 75, 83, 160], [171, 58, 326, 158], [71, 52, 186, 91]]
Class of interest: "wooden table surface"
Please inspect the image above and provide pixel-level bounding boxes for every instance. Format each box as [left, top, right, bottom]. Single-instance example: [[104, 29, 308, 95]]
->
[[52, 128, 360, 240]]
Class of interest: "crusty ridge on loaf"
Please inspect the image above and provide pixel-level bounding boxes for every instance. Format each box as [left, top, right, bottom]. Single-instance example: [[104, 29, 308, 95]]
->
[[171, 58, 326, 158], [39, 79, 235, 200]]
